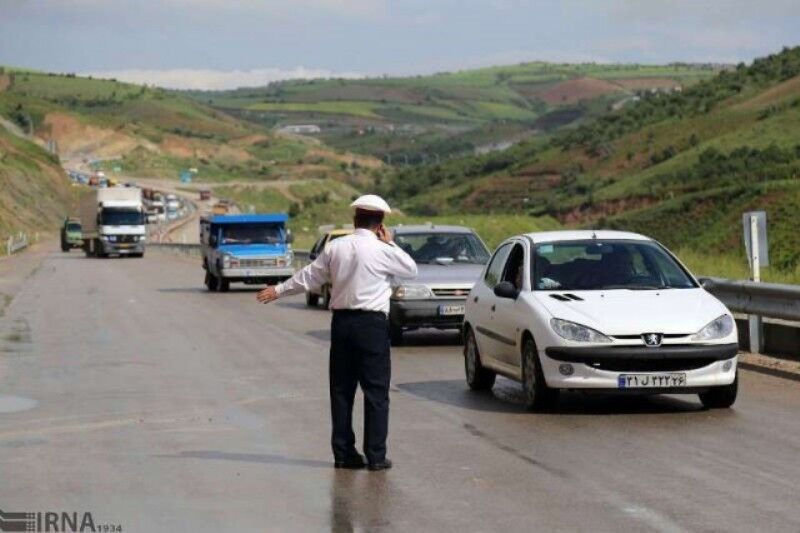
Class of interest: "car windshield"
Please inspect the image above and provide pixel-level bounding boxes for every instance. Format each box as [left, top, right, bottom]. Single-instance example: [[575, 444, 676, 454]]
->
[[100, 209, 145, 226], [395, 232, 490, 264], [533, 240, 697, 291], [221, 224, 283, 245], [66, 223, 81, 232]]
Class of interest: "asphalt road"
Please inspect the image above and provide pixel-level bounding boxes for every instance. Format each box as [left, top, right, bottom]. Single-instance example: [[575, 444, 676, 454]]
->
[[1, 247, 799, 532]]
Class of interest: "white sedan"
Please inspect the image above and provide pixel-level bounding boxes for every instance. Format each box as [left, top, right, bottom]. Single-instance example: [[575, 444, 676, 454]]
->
[[463, 230, 739, 410]]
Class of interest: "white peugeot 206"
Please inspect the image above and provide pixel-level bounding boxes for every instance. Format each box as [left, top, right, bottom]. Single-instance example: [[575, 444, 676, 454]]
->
[[463, 230, 739, 410]]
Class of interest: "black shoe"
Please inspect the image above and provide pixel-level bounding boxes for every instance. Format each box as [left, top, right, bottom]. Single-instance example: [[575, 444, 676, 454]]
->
[[334, 454, 366, 470], [367, 459, 392, 471]]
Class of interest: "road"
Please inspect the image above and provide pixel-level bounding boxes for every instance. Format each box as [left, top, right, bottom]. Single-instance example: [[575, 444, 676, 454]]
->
[[1, 247, 799, 532]]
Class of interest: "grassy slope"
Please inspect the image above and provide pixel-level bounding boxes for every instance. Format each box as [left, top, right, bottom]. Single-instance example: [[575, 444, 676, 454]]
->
[[188, 63, 716, 161], [0, 69, 379, 185], [212, 180, 559, 249], [381, 47, 800, 281], [0, 125, 77, 238]]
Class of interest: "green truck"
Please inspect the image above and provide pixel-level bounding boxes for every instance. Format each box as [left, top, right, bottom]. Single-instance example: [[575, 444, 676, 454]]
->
[[60, 218, 82, 252]]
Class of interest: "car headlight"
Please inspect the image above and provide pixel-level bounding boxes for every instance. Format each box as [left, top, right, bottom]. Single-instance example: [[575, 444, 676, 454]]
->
[[222, 254, 232, 268], [139, 235, 146, 242], [691, 315, 734, 341], [101, 235, 116, 242], [392, 284, 433, 300], [550, 318, 611, 343]]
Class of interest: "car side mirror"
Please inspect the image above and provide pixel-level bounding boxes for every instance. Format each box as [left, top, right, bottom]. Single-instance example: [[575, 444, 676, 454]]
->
[[494, 281, 519, 299], [286, 230, 294, 244]]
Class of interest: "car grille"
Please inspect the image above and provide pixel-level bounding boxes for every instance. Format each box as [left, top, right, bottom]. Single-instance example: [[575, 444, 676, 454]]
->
[[117, 235, 138, 243], [589, 357, 717, 372], [239, 258, 277, 268], [431, 287, 471, 298]]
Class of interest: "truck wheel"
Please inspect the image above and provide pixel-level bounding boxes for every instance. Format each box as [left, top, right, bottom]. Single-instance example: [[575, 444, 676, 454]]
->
[[390, 323, 404, 346], [464, 327, 496, 391], [61, 243, 69, 252], [699, 372, 738, 409], [305, 292, 319, 307], [205, 272, 218, 292], [521, 336, 559, 411]]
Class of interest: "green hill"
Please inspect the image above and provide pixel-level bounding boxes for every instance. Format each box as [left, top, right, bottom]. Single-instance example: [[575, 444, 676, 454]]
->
[[187, 62, 717, 163], [0, 124, 76, 239], [378, 47, 800, 281], [0, 67, 380, 186]]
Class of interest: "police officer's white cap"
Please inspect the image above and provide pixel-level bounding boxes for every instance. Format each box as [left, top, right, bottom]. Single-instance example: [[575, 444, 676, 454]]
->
[[350, 194, 392, 214]]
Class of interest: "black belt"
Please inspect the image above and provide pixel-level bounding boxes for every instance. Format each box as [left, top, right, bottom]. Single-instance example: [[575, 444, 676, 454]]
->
[[332, 309, 386, 316]]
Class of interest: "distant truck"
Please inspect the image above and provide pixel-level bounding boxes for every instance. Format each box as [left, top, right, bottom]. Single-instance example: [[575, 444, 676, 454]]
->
[[79, 187, 147, 258], [200, 214, 295, 292], [60, 218, 82, 252]]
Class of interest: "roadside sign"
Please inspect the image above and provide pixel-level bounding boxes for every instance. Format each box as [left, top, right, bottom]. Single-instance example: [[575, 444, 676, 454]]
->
[[742, 211, 769, 268]]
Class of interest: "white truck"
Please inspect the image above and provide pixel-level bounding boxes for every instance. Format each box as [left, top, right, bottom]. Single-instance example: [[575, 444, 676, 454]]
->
[[80, 187, 147, 258]]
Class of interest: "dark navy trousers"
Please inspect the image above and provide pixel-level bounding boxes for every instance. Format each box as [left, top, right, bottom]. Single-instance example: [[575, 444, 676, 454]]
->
[[329, 310, 391, 463]]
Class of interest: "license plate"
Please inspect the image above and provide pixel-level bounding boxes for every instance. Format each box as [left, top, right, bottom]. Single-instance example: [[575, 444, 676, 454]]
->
[[118, 243, 132, 248], [617, 373, 687, 389], [438, 304, 465, 316]]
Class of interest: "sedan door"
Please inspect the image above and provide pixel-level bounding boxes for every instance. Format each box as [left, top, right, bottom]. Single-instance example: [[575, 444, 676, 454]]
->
[[491, 241, 528, 366], [471, 242, 512, 361]]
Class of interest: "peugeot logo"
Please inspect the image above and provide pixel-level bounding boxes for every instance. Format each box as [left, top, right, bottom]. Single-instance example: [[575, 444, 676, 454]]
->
[[642, 333, 663, 347]]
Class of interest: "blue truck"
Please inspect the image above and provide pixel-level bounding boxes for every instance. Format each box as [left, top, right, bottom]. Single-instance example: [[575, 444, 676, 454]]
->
[[200, 214, 295, 292]]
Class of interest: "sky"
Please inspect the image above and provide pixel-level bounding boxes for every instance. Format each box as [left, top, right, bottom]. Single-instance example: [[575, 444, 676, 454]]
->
[[1, 0, 798, 90]]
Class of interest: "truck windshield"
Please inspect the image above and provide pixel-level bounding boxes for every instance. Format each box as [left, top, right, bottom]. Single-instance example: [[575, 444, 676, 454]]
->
[[533, 240, 697, 291], [395, 232, 490, 264], [100, 209, 144, 226], [221, 224, 283, 245], [66, 223, 81, 232]]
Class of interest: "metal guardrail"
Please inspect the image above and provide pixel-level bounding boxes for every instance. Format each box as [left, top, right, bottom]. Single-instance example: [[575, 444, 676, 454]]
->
[[699, 277, 800, 322], [6, 232, 28, 255]]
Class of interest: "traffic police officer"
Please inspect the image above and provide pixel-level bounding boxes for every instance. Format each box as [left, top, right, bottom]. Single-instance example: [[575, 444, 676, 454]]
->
[[256, 194, 417, 471]]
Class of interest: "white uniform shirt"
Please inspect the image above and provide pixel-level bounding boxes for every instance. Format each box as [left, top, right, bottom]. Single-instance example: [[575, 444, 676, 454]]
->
[[276, 228, 417, 314]]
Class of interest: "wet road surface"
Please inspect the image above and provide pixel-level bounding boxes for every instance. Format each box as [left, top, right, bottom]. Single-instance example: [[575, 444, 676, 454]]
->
[[0, 248, 799, 532]]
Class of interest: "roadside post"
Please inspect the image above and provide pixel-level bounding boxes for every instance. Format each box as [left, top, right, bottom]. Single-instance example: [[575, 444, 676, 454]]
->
[[742, 211, 769, 353]]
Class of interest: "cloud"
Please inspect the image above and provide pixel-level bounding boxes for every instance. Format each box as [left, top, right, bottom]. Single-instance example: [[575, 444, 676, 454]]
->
[[81, 67, 365, 90]]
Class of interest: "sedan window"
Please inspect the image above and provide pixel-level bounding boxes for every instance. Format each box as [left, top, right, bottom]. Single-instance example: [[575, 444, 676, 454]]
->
[[395, 232, 490, 264]]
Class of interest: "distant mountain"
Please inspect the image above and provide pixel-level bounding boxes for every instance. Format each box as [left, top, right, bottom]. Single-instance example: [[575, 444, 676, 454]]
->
[[379, 47, 800, 278], [186, 62, 718, 163]]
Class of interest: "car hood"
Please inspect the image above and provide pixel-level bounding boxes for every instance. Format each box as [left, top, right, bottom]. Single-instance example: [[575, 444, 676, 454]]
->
[[530, 288, 729, 335], [411, 263, 484, 286], [217, 243, 288, 257]]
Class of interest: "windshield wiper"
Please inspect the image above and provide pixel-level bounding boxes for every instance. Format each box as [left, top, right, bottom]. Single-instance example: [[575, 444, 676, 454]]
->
[[600, 284, 669, 290]]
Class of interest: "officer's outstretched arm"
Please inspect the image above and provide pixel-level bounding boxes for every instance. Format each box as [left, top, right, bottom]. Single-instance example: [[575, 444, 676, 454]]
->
[[275, 250, 330, 296]]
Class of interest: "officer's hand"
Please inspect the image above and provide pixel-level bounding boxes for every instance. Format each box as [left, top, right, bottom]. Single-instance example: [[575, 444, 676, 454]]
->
[[376, 224, 393, 244], [256, 286, 279, 304]]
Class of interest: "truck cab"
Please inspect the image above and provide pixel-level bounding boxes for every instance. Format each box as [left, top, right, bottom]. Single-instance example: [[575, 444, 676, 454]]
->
[[80, 187, 147, 258], [201, 214, 295, 292]]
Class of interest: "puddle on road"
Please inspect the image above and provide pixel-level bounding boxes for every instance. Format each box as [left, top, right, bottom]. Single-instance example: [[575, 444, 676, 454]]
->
[[0, 395, 38, 413]]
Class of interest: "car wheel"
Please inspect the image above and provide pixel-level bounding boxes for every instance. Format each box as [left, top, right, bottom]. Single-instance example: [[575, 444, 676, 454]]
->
[[205, 272, 218, 292], [322, 286, 332, 309], [521, 336, 559, 411], [305, 292, 320, 307], [390, 323, 404, 346], [699, 372, 738, 409], [464, 327, 496, 391]]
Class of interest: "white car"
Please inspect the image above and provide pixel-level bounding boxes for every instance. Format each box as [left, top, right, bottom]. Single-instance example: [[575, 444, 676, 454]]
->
[[463, 230, 739, 410]]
